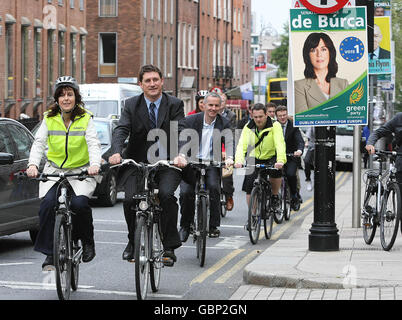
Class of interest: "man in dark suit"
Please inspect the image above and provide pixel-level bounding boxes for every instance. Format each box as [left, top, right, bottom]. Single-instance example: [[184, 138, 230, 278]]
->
[[275, 105, 305, 211], [109, 65, 184, 266], [371, 24, 391, 60], [174, 92, 234, 241]]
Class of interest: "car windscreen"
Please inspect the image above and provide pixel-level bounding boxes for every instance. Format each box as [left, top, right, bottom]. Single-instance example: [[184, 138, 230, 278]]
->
[[84, 100, 118, 117], [93, 121, 110, 145]]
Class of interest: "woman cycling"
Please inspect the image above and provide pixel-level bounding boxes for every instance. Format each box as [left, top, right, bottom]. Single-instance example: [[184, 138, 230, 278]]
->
[[27, 76, 102, 270]]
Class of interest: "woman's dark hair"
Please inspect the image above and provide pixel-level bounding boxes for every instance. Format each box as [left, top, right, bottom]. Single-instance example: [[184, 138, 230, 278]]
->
[[302, 32, 338, 83], [47, 85, 86, 118]]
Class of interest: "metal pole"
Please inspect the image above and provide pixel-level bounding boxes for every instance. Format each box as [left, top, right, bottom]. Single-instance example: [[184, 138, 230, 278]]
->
[[352, 126, 361, 228], [258, 72, 261, 103], [368, 75, 374, 168], [309, 126, 339, 251]]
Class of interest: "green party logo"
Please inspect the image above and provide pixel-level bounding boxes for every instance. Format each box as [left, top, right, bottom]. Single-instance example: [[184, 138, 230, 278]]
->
[[349, 83, 364, 104]]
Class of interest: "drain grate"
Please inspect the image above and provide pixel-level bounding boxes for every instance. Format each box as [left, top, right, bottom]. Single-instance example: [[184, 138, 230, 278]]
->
[[340, 247, 402, 251]]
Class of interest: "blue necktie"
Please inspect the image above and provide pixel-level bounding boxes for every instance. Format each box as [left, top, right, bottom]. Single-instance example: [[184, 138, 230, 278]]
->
[[149, 103, 156, 129]]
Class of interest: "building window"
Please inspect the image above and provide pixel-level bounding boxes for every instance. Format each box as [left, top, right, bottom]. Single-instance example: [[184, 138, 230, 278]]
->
[[170, 38, 173, 77], [163, 37, 167, 76], [34, 28, 42, 98], [150, 35, 154, 65], [58, 31, 65, 76], [144, 0, 147, 18], [193, 27, 197, 69], [70, 34, 77, 77], [58, 0, 63, 6], [188, 25, 192, 68], [5, 23, 14, 99], [48, 30, 54, 97], [80, 36, 86, 83], [170, 0, 174, 24], [80, 0, 84, 10], [164, 0, 167, 23], [182, 24, 186, 67], [21, 26, 29, 98], [99, 0, 118, 17], [157, 36, 161, 68], [150, 0, 154, 20], [177, 23, 181, 67], [99, 33, 117, 76], [70, 0, 74, 8]]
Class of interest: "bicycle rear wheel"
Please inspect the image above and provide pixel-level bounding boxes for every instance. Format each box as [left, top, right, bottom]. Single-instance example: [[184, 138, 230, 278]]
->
[[264, 194, 274, 239], [274, 185, 284, 224], [134, 215, 150, 300], [362, 182, 378, 244], [196, 196, 208, 267], [220, 191, 227, 218], [149, 220, 162, 292], [248, 187, 261, 244], [380, 182, 401, 251], [283, 181, 291, 221], [54, 212, 72, 300]]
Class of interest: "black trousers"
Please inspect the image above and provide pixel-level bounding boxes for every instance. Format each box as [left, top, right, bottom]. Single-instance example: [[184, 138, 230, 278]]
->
[[34, 183, 94, 256], [123, 167, 182, 250], [179, 166, 221, 229], [284, 159, 299, 198]]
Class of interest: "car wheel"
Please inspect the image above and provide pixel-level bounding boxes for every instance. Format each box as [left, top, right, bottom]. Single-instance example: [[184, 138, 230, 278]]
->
[[29, 229, 39, 245], [100, 171, 117, 207]]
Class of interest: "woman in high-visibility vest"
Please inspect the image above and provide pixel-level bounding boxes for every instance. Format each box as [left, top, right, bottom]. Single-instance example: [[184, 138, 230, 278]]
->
[[27, 76, 102, 271]]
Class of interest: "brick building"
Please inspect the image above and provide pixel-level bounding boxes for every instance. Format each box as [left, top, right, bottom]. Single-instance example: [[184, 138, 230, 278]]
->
[[86, 0, 177, 95], [0, 0, 87, 120]]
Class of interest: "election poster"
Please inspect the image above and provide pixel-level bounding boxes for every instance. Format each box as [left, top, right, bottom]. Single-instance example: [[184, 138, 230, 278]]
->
[[369, 16, 392, 74], [289, 7, 368, 127]]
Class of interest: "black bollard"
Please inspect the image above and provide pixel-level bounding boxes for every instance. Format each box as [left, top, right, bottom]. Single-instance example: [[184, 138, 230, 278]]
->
[[309, 126, 339, 251]]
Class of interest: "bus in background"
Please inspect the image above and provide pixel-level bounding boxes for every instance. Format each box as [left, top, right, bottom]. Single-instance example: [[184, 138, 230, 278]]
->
[[266, 77, 287, 106]]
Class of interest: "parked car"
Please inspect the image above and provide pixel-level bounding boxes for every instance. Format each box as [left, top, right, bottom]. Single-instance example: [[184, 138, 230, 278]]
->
[[92, 117, 124, 206], [0, 118, 40, 243]]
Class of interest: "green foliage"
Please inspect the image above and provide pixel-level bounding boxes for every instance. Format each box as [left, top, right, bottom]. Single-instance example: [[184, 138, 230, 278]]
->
[[270, 23, 289, 78]]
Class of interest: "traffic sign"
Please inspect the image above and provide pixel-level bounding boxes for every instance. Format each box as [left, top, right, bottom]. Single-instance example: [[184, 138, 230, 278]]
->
[[299, 0, 349, 14]]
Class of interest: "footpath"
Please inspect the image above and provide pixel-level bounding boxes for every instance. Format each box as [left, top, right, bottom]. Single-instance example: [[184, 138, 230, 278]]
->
[[230, 171, 402, 300]]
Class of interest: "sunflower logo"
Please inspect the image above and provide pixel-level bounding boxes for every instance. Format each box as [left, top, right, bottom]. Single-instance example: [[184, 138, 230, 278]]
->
[[349, 83, 364, 104]]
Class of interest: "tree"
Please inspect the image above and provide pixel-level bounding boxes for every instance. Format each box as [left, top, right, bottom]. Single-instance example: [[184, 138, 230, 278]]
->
[[270, 23, 289, 78]]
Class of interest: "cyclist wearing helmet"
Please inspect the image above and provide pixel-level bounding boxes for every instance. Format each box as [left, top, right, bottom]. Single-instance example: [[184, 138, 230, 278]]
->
[[188, 90, 208, 115], [27, 76, 102, 270]]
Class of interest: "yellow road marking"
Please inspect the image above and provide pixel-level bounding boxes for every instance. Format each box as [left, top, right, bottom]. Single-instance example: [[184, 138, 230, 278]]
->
[[214, 250, 259, 284], [190, 249, 244, 286]]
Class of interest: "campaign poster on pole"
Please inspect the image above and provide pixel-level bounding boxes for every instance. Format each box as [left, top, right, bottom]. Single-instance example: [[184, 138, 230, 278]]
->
[[290, 7, 368, 127], [369, 16, 392, 74]]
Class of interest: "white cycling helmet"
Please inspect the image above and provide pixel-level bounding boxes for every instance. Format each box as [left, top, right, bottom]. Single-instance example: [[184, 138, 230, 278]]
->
[[54, 76, 79, 91]]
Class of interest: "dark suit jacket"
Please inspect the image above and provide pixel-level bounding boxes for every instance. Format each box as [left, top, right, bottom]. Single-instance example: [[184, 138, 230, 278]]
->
[[378, 47, 391, 59], [178, 112, 233, 160], [283, 120, 305, 156], [111, 92, 184, 163]]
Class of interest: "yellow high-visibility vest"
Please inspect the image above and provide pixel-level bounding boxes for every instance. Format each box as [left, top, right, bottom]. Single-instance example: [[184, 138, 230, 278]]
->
[[45, 111, 92, 168]]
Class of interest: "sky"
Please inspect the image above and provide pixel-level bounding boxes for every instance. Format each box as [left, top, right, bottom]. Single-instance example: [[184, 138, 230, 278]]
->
[[251, 0, 292, 34]]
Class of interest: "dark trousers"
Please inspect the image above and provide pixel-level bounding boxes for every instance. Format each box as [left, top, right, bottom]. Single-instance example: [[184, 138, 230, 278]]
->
[[123, 167, 182, 250], [285, 160, 299, 198], [179, 167, 221, 229], [34, 184, 94, 256], [222, 174, 234, 197]]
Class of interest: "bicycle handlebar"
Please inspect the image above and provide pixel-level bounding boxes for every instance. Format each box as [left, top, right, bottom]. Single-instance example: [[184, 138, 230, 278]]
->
[[17, 170, 93, 182], [187, 160, 226, 168], [110, 158, 182, 171]]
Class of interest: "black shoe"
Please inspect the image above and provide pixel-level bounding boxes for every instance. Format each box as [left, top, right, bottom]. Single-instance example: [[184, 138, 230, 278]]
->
[[82, 241, 96, 263], [209, 227, 220, 238], [179, 226, 190, 242], [42, 255, 54, 271], [162, 249, 177, 267], [271, 195, 280, 210], [291, 197, 300, 211], [122, 242, 134, 261]]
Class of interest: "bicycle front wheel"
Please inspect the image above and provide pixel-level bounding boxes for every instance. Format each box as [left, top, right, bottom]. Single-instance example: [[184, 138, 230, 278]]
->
[[134, 215, 150, 300], [220, 192, 227, 218], [54, 212, 72, 300], [196, 196, 208, 267], [380, 182, 401, 251], [71, 240, 81, 291], [264, 194, 274, 239], [362, 183, 378, 244], [149, 220, 162, 292], [283, 182, 291, 221], [248, 187, 261, 244]]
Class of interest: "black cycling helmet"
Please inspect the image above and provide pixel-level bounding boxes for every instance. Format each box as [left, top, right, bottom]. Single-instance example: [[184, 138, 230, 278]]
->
[[195, 90, 209, 103], [54, 76, 79, 92]]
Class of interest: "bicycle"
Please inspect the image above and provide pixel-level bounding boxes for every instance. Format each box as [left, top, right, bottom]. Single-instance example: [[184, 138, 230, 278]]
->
[[362, 150, 401, 251], [187, 160, 225, 267], [25, 170, 92, 300], [245, 163, 280, 244], [219, 177, 227, 218], [111, 159, 180, 300]]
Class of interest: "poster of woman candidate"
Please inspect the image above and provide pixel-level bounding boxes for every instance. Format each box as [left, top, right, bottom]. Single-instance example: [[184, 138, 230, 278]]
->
[[289, 7, 368, 127]]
